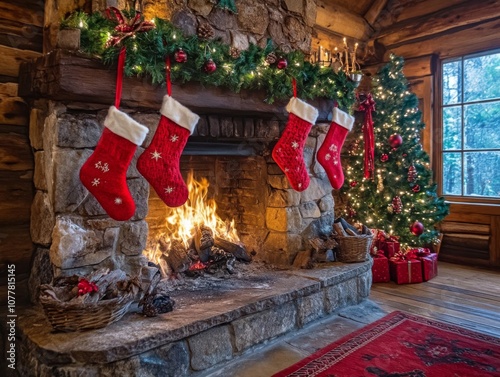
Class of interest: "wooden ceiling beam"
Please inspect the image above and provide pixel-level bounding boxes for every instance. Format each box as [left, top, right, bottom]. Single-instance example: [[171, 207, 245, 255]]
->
[[376, 0, 500, 48], [315, 0, 374, 41], [364, 0, 389, 27]]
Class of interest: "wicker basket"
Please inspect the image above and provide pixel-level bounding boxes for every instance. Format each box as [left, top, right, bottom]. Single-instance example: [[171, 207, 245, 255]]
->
[[335, 234, 373, 263], [40, 294, 133, 332]]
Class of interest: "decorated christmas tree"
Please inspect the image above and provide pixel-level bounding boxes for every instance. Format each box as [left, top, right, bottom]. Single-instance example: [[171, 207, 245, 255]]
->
[[340, 54, 449, 247]]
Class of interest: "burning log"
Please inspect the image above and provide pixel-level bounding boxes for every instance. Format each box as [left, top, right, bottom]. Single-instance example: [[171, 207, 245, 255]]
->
[[194, 225, 214, 263], [214, 236, 252, 262], [159, 238, 191, 273]]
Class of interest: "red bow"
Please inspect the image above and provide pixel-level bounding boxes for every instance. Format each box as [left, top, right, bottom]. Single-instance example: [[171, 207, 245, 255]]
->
[[105, 7, 155, 48], [358, 93, 376, 179], [390, 250, 417, 262]]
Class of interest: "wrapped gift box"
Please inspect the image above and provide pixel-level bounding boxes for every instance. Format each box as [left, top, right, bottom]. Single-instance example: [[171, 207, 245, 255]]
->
[[412, 248, 438, 281], [371, 229, 400, 258], [389, 259, 423, 284], [383, 240, 400, 258], [371, 254, 390, 283]]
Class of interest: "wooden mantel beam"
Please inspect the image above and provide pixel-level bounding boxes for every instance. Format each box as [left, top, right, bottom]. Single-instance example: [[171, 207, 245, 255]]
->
[[18, 50, 335, 120], [315, 0, 374, 42]]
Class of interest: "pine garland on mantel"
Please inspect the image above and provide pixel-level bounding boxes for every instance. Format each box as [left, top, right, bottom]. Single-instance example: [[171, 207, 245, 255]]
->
[[62, 11, 356, 108]]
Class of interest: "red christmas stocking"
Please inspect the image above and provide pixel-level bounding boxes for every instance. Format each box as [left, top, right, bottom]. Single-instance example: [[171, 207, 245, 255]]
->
[[272, 97, 319, 191], [80, 106, 149, 221], [317, 107, 354, 189], [137, 95, 200, 207]]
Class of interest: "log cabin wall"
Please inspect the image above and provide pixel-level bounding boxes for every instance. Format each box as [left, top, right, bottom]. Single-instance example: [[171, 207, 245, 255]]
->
[[0, 0, 44, 304]]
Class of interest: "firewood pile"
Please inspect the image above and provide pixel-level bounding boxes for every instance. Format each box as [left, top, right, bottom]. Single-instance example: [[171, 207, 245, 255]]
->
[[156, 225, 252, 277]]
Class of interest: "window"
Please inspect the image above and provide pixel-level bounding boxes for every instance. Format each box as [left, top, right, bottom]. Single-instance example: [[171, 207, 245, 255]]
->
[[441, 50, 500, 199]]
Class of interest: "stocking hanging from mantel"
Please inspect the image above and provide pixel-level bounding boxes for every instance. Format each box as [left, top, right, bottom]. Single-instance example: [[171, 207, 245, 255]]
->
[[272, 78, 319, 192], [137, 56, 200, 208], [79, 47, 149, 221]]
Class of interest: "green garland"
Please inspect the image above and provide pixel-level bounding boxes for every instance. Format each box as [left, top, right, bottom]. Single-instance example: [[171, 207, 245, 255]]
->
[[63, 11, 356, 108]]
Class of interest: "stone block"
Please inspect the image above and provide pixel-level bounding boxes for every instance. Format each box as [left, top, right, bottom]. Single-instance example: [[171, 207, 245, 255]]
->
[[266, 207, 301, 232], [232, 301, 297, 352], [358, 270, 372, 300], [324, 277, 358, 313], [268, 120, 281, 139], [243, 118, 254, 137], [301, 213, 334, 241], [56, 113, 102, 148], [268, 174, 290, 189], [284, 16, 311, 53], [34, 151, 47, 190], [99, 356, 141, 377], [233, 117, 244, 137], [31, 190, 55, 246], [237, 0, 269, 35], [40, 364, 100, 377], [50, 216, 114, 269], [171, 9, 197, 36], [296, 291, 325, 327], [209, 7, 237, 29], [263, 232, 302, 263], [299, 201, 321, 219], [304, 0, 317, 27], [126, 147, 143, 179], [283, 0, 303, 14], [268, 20, 286, 45], [53, 149, 93, 213], [301, 177, 331, 203], [119, 221, 148, 256], [208, 115, 220, 137], [138, 341, 190, 376], [30, 108, 45, 150], [196, 116, 209, 136], [130, 178, 150, 220], [268, 189, 300, 207], [267, 163, 283, 175], [188, 325, 233, 370], [318, 194, 334, 212], [28, 247, 53, 305], [220, 117, 234, 137], [230, 30, 249, 51], [188, 0, 214, 16]]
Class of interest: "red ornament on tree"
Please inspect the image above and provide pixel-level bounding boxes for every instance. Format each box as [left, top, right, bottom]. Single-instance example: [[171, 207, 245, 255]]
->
[[410, 220, 425, 236], [412, 184, 421, 193], [203, 59, 216, 73], [174, 48, 187, 63], [389, 134, 403, 148], [276, 57, 288, 70], [392, 196, 402, 214], [380, 153, 389, 162], [350, 181, 358, 187]]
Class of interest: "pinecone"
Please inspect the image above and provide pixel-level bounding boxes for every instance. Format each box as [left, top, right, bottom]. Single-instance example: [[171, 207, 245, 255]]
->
[[197, 23, 214, 40], [265, 52, 277, 64], [230, 46, 241, 58]]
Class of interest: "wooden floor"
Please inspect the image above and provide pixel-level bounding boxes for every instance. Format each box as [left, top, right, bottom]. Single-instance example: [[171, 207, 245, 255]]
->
[[371, 261, 500, 337], [206, 262, 500, 377]]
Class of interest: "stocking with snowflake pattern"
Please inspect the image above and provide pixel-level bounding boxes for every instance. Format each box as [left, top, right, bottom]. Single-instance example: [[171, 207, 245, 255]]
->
[[80, 106, 149, 220], [137, 95, 200, 207], [272, 97, 319, 191], [316, 107, 354, 189]]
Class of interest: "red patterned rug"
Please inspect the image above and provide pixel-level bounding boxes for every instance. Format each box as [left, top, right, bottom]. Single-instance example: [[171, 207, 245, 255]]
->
[[273, 311, 500, 377]]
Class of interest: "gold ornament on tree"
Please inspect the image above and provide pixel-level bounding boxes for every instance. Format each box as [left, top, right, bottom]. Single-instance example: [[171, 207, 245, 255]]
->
[[197, 23, 214, 40], [230, 47, 241, 58]]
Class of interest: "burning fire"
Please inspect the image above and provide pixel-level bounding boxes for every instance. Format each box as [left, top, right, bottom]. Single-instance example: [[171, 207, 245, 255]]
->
[[144, 171, 240, 273]]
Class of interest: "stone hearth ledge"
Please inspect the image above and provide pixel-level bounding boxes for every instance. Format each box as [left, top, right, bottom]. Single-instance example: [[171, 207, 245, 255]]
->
[[17, 261, 372, 375]]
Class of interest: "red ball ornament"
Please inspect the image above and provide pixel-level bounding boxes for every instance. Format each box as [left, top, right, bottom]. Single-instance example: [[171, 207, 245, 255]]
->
[[412, 184, 421, 193], [350, 181, 358, 187], [380, 154, 389, 162], [410, 221, 425, 236], [174, 48, 188, 63], [203, 59, 217, 74], [389, 134, 403, 148], [276, 57, 288, 70]]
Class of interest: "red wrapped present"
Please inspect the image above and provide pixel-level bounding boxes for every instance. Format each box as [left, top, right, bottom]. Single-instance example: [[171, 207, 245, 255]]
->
[[371, 253, 390, 283], [389, 252, 423, 284], [384, 240, 400, 258], [410, 247, 438, 281], [373, 230, 400, 258]]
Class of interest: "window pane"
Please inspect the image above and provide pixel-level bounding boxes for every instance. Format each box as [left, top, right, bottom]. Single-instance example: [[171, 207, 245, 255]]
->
[[464, 152, 500, 198], [443, 60, 461, 105], [443, 152, 462, 195], [464, 52, 500, 102], [443, 106, 462, 150], [464, 101, 500, 149]]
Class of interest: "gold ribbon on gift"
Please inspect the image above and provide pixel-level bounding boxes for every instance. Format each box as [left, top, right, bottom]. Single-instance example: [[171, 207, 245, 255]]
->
[[407, 260, 412, 283]]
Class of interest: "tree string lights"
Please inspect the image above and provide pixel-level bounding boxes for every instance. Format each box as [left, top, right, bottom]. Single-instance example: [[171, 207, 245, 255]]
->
[[61, 10, 356, 107], [340, 54, 449, 247]]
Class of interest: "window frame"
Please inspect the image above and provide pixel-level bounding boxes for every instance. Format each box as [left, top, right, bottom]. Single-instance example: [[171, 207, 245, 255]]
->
[[436, 49, 500, 205]]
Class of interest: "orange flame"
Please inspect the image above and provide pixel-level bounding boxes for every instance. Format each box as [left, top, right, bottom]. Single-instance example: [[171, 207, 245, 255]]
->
[[144, 171, 240, 272]]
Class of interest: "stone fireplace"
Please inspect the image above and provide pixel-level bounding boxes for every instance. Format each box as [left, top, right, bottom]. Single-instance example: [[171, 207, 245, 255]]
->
[[16, 50, 372, 376]]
